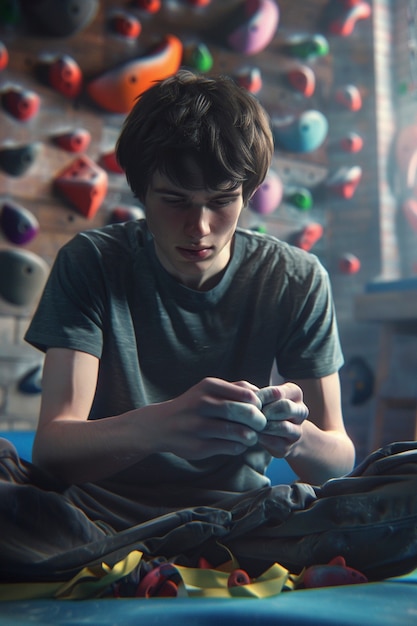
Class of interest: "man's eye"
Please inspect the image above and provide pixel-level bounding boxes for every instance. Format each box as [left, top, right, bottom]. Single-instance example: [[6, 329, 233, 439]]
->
[[162, 196, 186, 204], [210, 198, 233, 207]]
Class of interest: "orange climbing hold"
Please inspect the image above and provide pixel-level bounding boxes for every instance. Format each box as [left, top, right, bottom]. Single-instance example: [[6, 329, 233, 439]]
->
[[87, 35, 183, 114]]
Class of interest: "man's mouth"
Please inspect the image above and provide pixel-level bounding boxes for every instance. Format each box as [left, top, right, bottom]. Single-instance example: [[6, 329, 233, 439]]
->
[[176, 246, 213, 261]]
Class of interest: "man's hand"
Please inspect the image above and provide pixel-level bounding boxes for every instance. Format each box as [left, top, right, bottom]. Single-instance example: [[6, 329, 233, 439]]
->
[[152, 377, 267, 460], [256, 382, 309, 458]]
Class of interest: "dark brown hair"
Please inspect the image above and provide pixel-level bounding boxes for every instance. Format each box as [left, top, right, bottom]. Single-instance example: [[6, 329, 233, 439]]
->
[[116, 69, 274, 204]]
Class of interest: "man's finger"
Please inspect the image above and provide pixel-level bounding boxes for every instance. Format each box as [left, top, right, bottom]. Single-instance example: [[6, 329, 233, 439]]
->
[[257, 382, 303, 407], [263, 399, 309, 423]]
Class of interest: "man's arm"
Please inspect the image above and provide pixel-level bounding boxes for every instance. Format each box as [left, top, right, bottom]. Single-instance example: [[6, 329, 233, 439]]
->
[[33, 347, 267, 484], [32, 347, 147, 483], [258, 372, 355, 485]]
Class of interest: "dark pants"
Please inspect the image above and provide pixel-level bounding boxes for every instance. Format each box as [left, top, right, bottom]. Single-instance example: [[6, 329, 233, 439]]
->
[[1, 438, 417, 584]]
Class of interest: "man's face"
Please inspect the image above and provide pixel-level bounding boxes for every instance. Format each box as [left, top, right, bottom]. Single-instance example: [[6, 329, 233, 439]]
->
[[144, 169, 245, 291]]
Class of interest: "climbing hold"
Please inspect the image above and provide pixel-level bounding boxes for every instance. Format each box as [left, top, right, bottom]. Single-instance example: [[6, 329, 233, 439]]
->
[[227, 569, 251, 588], [292, 223, 323, 251], [303, 556, 368, 588], [0, 41, 9, 71], [0, 142, 41, 177], [284, 33, 329, 60], [22, 0, 99, 37], [135, 563, 181, 598], [249, 169, 283, 215], [0, 248, 49, 307], [1, 86, 40, 121], [0, 201, 39, 245], [326, 165, 362, 199], [100, 150, 124, 174], [250, 223, 267, 234], [187, 0, 212, 6], [54, 155, 108, 219], [287, 65, 315, 97], [197, 557, 213, 569], [226, 0, 279, 55], [235, 67, 262, 93], [339, 252, 361, 274], [49, 55, 83, 98], [18, 364, 42, 394], [340, 131, 363, 153], [286, 187, 313, 210], [335, 84, 362, 111], [327, 1, 371, 37], [87, 35, 183, 114], [134, 0, 161, 12], [53, 128, 91, 153], [345, 356, 374, 405], [183, 43, 213, 73], [109, 205, 145, 223], [35, 54, 83, 99], [272, 110, 328, 153], [110, 11, 142, 39]]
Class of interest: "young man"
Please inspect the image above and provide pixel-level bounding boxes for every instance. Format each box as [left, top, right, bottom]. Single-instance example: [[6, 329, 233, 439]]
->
[[1, 70, 354, 580]]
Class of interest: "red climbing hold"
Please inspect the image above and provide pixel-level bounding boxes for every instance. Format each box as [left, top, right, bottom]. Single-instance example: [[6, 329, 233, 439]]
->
[[293, 223, 323, 251], [100, 150, 124, 174], [227, 569, 251, 588], [111, 11, 142, 39], [327, 166, 362, 199], [2, 87, 40, 121], [335, 84, 362, 111], [328, 1, 371, 37], [303, 556, 368, 588], [340, 132, 363, 153], [54, 155, 108, 219], [46, 54, 83, 98], [339, 253, 361, 274], [54, 129, 91, 153], [0, 41, 9, 71], [287, 65, 315, 97]]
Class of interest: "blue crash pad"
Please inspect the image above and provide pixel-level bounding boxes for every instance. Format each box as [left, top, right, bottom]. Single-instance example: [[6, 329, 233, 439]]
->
[[1, 578, 417, 626], [1, 430, 35, 461]]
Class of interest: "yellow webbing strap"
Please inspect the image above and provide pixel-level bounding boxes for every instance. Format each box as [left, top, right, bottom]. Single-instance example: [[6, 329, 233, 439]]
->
[[0, 550, 143, 601], [0, 551, 301, 601], [175, 561, 296, 598]]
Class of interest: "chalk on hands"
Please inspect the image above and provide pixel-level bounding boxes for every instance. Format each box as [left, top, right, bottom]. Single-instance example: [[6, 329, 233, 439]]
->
[[262, 398, 308, 422], [224, 401, 266, 431], [262, 398, 292, 420]]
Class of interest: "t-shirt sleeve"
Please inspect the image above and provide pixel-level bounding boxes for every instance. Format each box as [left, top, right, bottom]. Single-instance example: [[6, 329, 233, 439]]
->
[[275, 257, 344, 380], [24, 234, 106, 357]]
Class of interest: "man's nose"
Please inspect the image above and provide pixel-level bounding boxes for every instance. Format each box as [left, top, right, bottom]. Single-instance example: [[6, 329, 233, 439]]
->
[[185, 206, 210, 238]]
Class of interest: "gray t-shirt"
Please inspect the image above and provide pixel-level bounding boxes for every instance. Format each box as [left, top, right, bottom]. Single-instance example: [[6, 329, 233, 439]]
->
[[25, 220, 343, 525]]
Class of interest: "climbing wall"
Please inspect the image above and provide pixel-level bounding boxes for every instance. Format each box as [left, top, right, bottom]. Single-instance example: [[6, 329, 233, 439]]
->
[[0, 0, 384, 459]]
